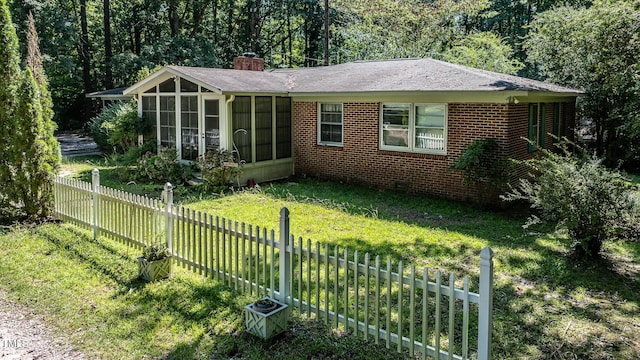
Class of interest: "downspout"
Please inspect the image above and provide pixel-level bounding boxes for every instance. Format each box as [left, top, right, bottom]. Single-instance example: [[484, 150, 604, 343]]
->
[[226, 95, 235, 107]]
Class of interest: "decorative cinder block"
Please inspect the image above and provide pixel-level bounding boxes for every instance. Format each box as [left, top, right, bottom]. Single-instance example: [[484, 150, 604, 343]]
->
[[244, 297, 289, 340], [137, 257, 172, 282]]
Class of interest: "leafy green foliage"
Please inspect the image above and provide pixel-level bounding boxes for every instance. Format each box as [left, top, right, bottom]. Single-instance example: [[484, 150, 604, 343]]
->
[[0, 0, 22, 211], [503, 142, 640, 258], [525, 0, 640, 170], [197, 149, 242, 193], [331, 0, 490, 61], [0, 3, 59, 219], [118, 140, 157, 166], [443, 32, 524, 75], [7, 68, 60, 217], [452, 138, 509, 185], [141, 242, 170, 262], [89, 101, 144, 153], [452, 138, 512, 205], [133, 148, 193, 185]]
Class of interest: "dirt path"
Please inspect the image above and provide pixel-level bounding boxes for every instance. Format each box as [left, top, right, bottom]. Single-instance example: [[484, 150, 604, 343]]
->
[[0, 289, 85, 360]]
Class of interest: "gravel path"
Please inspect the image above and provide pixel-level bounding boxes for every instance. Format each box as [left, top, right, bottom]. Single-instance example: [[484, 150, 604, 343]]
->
[[0, 289, 85, 360]]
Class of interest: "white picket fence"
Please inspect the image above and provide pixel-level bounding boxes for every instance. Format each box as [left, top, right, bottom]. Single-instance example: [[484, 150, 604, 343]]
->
[[53, 170, 494, 360]]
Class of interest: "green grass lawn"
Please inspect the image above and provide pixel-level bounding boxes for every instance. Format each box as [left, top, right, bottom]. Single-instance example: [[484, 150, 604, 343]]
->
[[0, 223, 403, 359], [0, 157, 637, 359]]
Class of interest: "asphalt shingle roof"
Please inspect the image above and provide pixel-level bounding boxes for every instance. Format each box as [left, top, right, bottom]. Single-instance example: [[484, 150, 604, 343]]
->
[[278, 58, 580, 93], [142, 58, 581, 95]]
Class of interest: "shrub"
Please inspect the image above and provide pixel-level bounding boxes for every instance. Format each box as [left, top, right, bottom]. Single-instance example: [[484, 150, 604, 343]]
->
[[503, 141, 640, 258], [197, 149, 242, 193], [451, 138, 513, 206], [89, 100, 145, 153], [133, 148, 193, 185], [118, 140, 157, 166]]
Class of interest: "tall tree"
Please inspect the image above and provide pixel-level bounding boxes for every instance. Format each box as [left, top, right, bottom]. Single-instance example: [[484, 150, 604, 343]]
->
[[79, 0, 92, 121], [11, 67, 60, 217], [0, 0, 22, 209], [443, 32, 524, 75], [0, 2, 60, 218], [324, 0, 329, 65], [26, 10, 60, 189], [103, 0, 113, 89], [525, 0, 640, 169], [330, 0, 489, 62], [26, 11, 52, 122]]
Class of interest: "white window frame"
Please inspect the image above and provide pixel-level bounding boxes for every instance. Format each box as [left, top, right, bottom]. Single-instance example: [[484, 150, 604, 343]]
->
[[379, 103, 447, 155], [317, 103, 344, 146]]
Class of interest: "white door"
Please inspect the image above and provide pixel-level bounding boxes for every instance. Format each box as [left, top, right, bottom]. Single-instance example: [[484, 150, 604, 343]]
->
[[200, 95, 225, 157]]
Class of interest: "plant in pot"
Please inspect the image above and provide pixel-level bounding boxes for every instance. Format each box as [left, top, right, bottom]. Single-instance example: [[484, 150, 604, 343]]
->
[[137, 242, 172, 282]]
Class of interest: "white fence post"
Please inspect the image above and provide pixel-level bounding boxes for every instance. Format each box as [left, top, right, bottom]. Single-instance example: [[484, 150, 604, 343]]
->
[[278, 207, 291, 304], [477, 247, 494, 360], [91, 168, 100, 240], [164, 182, 173, 252]]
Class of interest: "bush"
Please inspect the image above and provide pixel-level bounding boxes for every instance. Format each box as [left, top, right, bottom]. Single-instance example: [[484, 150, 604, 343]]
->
[[451, 138, 512, 206], [503, 141, 640, 258], [89, 101, 146, 153], [197, 149, 242, 193], [114, 140, 157, 167], [133, 148, 193, 185]]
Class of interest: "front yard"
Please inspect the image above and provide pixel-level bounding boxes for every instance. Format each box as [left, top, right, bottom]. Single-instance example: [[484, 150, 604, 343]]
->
[[1, 157, 638, 359]]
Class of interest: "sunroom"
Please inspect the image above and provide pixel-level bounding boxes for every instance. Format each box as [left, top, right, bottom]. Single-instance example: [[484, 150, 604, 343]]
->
[[123, 66, 294, 184]]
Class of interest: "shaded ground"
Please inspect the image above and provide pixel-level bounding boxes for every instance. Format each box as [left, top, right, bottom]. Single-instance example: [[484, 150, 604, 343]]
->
[[0, 289, 85, 360], [56, 131, 101, 157]]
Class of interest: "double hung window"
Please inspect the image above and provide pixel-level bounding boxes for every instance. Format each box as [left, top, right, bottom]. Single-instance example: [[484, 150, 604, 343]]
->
[[318, 103, 343, 146]]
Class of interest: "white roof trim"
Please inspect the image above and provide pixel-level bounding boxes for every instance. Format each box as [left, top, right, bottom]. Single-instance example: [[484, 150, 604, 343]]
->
[[123, 67, 223, 95]]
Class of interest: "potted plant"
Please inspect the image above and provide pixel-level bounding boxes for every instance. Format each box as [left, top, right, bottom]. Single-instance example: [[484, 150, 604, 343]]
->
[[137, 242, 172, 282], [244, 297, 289, 340]]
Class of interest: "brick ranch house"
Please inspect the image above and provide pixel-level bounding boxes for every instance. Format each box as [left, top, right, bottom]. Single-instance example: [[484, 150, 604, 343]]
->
[[124, 56, 581, 202]]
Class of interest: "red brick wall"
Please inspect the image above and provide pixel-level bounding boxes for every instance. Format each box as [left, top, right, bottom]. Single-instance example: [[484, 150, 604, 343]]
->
[[233, 56, 265, 71], [293, 100, 575, 202]]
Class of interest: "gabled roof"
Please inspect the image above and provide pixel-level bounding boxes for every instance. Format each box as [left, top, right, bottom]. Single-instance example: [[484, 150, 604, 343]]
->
[[124, 58, 582, 96], [169, 66, 290, 93], [123, 66, 290, 95]]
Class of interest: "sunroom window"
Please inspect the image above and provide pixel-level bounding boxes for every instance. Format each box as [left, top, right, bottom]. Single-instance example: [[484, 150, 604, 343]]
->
[[159, 96, 176, 148], [381, 103, 446, 154]]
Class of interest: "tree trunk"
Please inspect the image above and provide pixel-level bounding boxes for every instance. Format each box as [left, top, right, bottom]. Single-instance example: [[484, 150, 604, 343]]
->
[[103, 0, 113, 89], [79, 0, 92, 122], [324, 0, 329, 66], [169, 0, 180, 37], [212, 0, 219, 44], [132, 4, 141, 55], [287, 7, 292, 67], [227, 0, 234, 64]]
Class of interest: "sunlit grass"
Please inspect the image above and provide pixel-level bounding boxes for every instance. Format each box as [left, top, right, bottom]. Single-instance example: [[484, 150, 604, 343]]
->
[[0, 223, 402, 359], [43, 158, 640, 359]]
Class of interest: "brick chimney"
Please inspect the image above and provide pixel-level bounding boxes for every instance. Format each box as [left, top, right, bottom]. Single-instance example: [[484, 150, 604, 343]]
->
[[233, 52, 265, 71]]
